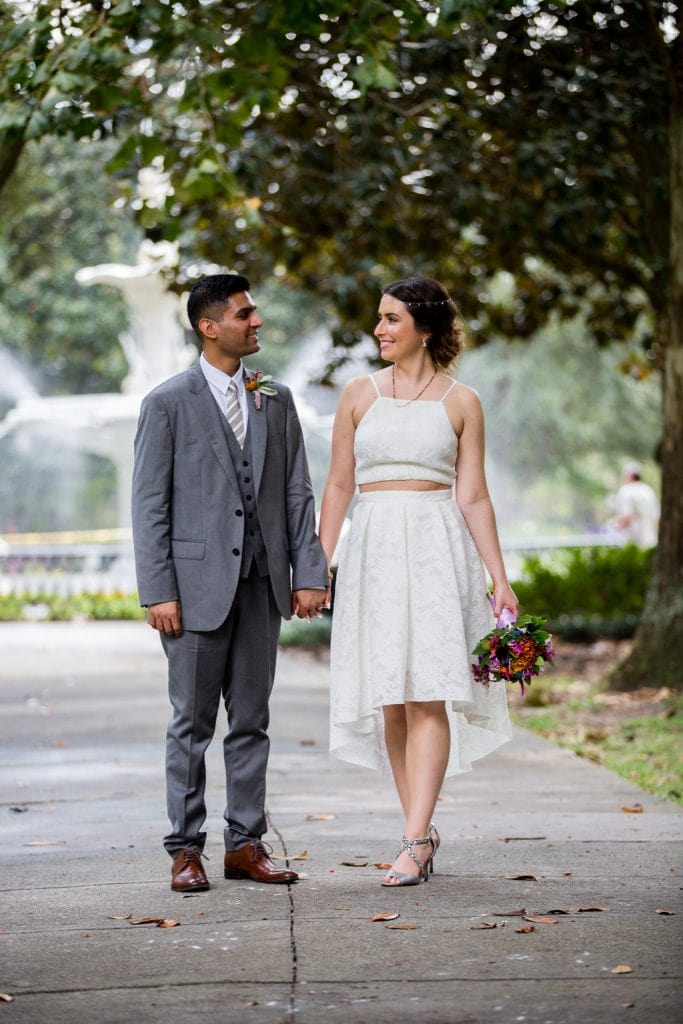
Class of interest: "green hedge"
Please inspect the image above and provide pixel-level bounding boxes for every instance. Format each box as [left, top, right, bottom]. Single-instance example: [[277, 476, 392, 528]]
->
[[511, 544, 652, 641], [0, 545, 652, 643]]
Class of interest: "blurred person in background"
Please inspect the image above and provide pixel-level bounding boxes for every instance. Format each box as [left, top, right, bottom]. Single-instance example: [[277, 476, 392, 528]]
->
[[613, 461, 660, 549]]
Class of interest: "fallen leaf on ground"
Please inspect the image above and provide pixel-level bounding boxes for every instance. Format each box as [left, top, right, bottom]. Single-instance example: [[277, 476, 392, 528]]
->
[[108, 914, 132, 921], [374, 862, 393, 870], [23, 840, 65, 846], [611, 965, 633, 974], [656, 908, 674, 915], [622, 804, 644, 814], [306, 813, 336, 821], [505, 874, 538, 881], [129, 917, 180, 928], [522, 915, 558, 925], [622, 1002, 635, 1008], [10, 806, 28, 813], [470, 921, 505, 930], [493, 908, 525, 917], [387, 923, 418, 930], [299, 739, 317, 746], [271, 850, 308, 861], [575, 906, 607, 913], [563, 872, 573, 877], [516, 924, 536, 933], [0, 993, 13, 1003], [371, 912, 400, 922], [341, 861, 368, 867]]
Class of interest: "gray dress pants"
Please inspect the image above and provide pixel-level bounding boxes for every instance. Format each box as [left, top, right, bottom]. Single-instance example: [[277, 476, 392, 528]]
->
[[161, 566, 281, 855]]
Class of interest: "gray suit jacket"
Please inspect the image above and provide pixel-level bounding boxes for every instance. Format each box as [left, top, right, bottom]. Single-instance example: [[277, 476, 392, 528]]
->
[[131, 360, 328, 631]]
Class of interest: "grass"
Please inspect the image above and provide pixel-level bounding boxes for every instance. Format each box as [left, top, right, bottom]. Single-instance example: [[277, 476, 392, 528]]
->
[[512, 670, 683, 807]]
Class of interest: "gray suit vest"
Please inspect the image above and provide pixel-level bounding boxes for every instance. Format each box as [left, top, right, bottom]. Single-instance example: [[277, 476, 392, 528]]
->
[[219, 414, 269, 579]]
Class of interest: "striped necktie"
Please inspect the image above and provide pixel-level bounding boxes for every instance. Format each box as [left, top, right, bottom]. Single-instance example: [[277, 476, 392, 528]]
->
[[226, 379, 245, 448]]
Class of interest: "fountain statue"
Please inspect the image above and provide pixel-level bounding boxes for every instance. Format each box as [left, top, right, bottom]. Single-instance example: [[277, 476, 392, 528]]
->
[[0, 241, 198, 531]]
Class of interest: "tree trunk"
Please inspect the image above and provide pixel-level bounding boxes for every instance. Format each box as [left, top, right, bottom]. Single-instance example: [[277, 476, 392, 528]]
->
[[610, 56, 683, 691]]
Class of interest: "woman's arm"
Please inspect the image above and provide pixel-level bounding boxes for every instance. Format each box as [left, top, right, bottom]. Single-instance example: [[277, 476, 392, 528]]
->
[[451, 386, 518, 618], [319, 378, 364, 568]]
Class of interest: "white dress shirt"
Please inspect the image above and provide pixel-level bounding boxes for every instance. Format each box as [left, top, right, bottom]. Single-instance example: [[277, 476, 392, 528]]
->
[[200, 352, 249, 429]]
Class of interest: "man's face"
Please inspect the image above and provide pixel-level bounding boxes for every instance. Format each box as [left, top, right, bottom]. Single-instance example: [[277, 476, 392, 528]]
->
[[200, 291, 263, 362]]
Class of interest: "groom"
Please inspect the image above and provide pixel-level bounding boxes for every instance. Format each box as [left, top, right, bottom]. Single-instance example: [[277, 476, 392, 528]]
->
[[132, 274, 329, 892]]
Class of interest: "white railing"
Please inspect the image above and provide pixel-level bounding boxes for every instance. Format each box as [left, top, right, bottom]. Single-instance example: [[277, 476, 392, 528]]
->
[[0, 530, 624, 597]]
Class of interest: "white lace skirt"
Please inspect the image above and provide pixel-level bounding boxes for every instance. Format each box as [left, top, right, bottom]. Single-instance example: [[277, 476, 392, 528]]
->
[[330, 490, 512, 776]]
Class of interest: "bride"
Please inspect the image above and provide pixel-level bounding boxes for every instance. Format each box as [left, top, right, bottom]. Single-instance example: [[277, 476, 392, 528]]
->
[[319, 276, 517, 887]]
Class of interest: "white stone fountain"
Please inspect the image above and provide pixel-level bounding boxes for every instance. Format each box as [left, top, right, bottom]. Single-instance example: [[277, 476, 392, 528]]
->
[[0, 241, 197, 531]]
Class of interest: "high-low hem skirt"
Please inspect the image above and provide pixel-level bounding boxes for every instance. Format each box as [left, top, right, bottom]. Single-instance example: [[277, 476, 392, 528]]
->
[[330, 490, 512, 776]]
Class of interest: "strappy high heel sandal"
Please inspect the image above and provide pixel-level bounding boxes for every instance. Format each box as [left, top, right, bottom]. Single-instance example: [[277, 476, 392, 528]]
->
[[381, 833, 435, 887], [429, 822, 441, 854]]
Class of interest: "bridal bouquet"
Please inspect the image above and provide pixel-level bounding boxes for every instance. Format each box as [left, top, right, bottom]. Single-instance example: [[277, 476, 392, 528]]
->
[[472, 607, 554, 696]]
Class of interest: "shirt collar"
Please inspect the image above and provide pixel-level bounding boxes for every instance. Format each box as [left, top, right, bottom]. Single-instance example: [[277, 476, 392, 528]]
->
[[200, 353, 244, 395]]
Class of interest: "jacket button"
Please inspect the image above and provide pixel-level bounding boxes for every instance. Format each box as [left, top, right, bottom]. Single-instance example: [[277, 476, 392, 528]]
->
[[235, 509, 243, 517], [232, 548, 240, 556], [244, 476, 251, 483]]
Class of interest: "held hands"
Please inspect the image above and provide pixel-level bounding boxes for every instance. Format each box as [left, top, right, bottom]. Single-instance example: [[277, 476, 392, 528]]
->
[[148, 600, 183, 636], [491, 581, 519, 622], [292, 587, 331, 622]]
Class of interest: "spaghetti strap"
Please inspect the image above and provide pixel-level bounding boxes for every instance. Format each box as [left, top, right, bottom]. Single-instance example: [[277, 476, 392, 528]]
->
[[368, 374, 381, 397], [440, 380, 457, 402]]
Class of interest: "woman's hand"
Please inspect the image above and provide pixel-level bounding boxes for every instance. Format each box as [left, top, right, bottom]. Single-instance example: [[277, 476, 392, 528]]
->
[[491, 581, 519, 621]]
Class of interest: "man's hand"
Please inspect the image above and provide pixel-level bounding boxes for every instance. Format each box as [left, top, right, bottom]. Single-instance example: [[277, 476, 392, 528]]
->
[[148, 600, 183, 636], [292, 588, 328, 622]]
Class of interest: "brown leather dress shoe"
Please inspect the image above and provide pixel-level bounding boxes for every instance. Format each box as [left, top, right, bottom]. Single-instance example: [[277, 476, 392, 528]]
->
[[171, 848, 210, 892], [224, 841, 298, 884]]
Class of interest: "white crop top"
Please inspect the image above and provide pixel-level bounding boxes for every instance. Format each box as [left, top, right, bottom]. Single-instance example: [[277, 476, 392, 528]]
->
[[354, 375, 458, 486]]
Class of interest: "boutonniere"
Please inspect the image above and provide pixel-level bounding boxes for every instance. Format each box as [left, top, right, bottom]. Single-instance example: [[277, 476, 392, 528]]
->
[[244, 370, 277, 410]]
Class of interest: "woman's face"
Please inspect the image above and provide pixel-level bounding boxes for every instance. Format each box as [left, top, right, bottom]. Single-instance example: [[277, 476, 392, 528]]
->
[[374, 294, 425, 362]]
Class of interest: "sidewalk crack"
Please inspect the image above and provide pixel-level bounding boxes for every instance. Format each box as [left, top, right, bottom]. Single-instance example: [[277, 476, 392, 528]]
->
[[269, 818, 299, 1023]]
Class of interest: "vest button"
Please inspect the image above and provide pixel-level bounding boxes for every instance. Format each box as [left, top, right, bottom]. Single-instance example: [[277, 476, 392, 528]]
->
[[244, 477, 251, 483], [235, 509, 243, 517], [232, 548, 240, 556]]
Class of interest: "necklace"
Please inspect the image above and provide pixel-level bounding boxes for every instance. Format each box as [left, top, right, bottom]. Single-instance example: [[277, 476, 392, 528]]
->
[[392, 365, 437, 407]]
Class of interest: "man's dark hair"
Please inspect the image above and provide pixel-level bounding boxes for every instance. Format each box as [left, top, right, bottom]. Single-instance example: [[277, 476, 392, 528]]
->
[[187, 274, 251, 339]]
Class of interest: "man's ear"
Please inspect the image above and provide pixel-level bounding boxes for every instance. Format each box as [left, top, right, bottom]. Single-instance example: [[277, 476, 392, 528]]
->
[[198, 317, 216, 339]]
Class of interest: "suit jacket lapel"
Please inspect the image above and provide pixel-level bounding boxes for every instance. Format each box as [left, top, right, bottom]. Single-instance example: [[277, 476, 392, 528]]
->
[[247, 390, 268, 495], [188, 363, 241, 496]]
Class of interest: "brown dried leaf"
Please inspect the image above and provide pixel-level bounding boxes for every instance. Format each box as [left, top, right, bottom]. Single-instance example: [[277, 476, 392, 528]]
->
[[130, 917, 180, 928], [656, 908, 674, 915], [271, 850, 308, 861], [371, 912, 400, 922], [341, 861, 368, 867], [299, 739, 317, 746], [493, 908, 526, 917], [470, 921, 505, 930], [387, 923, 418, 930], [505, 874, 538, 881], [0, 993, 14, 1003], [622, 804, 644, 814], [611, 965, 633, 974], [622, 1002, 635, 1008], [108, 913, 133, 921], [575, 906, 607, 913], [515, 924, 536, 933], [374, 862, 393, 870], [522, 915, 558, 925], [306, 813, 336, 821]]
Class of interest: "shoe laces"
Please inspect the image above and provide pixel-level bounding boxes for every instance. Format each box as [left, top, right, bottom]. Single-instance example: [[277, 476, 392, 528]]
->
[[249, 840, 273, 862]]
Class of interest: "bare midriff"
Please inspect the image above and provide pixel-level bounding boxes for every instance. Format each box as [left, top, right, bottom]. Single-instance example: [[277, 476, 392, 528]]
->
[[359, 480, 451, 492]]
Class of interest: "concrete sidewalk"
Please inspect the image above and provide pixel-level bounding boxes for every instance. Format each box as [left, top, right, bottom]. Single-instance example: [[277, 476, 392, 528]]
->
[[1, 621, 681, 1024]]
